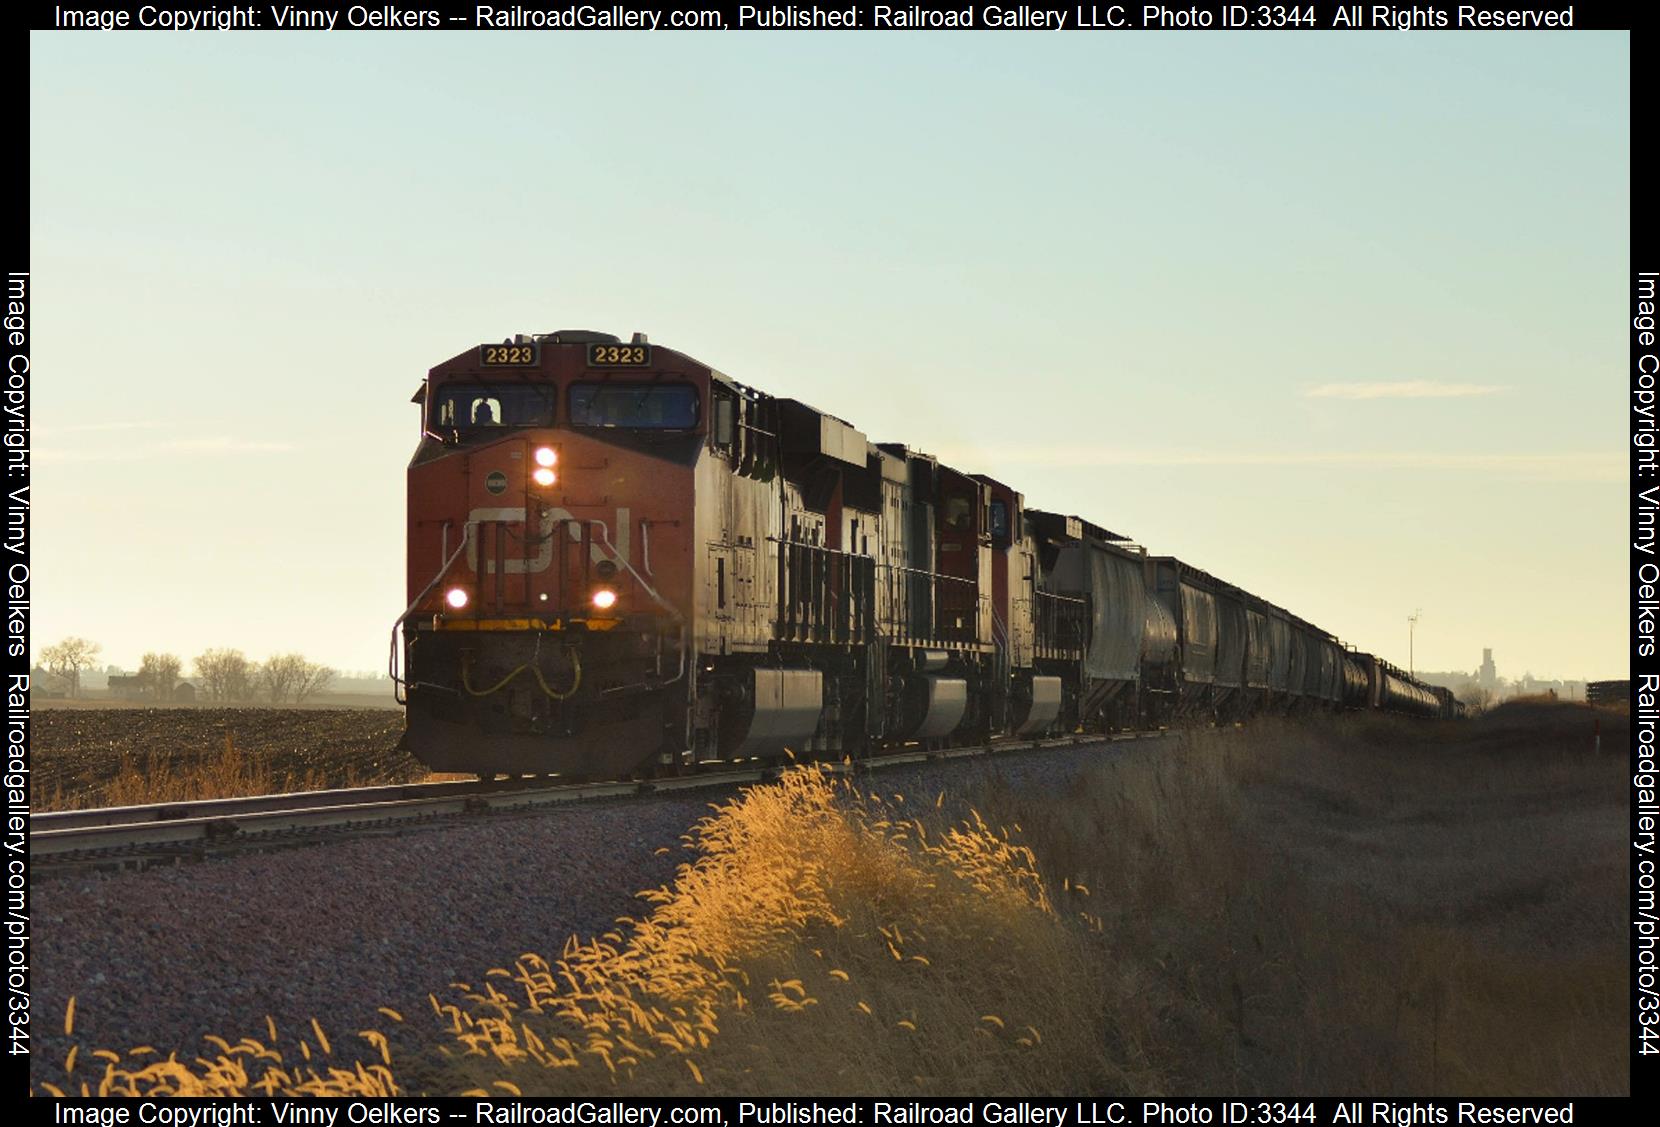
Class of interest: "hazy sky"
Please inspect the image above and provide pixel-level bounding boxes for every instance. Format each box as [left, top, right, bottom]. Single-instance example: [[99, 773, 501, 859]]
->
[[29, 31, 1628, 681]]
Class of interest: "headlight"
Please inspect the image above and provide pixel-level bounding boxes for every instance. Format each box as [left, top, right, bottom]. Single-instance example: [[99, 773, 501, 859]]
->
[[532, 467, 556, 487], [445, 587, 469, 610], [591, 588, 618, 611], [534, 446, 557, 467]]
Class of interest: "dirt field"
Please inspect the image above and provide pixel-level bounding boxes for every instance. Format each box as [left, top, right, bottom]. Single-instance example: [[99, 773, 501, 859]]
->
[[30, 708, 421, 809], [33, 692, 398, 711]]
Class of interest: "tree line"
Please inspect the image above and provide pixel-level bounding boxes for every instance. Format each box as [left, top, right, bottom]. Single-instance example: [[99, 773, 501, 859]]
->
[[35, 638, 335, 705]]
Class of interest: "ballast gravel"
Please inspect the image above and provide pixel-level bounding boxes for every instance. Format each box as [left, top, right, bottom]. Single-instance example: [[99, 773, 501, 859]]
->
[[27, 740, 1137, 1094]]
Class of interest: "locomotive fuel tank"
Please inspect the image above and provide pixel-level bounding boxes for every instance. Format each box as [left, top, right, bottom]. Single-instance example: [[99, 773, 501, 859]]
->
[[1012, 675, 1063, 736], [897, 675, 970, 740], [730, 668, 824, 756]]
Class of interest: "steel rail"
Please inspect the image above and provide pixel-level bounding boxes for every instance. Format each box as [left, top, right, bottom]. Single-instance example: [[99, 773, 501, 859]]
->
[[35, 776, 554, 832], [29, 729, 1172, 868]]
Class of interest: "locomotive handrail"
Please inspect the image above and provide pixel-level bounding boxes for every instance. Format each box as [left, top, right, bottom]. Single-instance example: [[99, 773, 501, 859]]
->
[[399, 522, 476, 623], [1032, 587, 1090, 658], [767, 535, 878, 646], [759, 537, 987, 597], [584, 517, 689, 690], [586, 518, 681, 622], [389, 524, 477, 702], [874, 560, 983, 589], [874, 558, 989, 648]]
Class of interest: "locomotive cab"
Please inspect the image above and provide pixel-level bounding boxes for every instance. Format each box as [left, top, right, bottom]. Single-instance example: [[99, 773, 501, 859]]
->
[[396, 331, 701, 779]]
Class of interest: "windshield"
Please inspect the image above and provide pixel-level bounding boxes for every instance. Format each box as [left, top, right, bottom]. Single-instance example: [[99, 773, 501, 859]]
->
[[430, 383, 555, 431], [570, 382, 699, 429]]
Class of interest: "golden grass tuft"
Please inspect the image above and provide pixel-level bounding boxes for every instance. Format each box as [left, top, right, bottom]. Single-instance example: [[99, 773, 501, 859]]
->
[[36, 1002, 399, 1097], [430, 764, 1131, 1095]]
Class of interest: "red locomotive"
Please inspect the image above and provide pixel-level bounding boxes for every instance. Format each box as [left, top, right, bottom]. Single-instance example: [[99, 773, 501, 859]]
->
[[394, 330, 1458, 780]]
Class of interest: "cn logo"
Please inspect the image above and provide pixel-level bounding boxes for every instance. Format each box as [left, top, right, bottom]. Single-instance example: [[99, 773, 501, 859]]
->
[[466, 506, 632, 574]]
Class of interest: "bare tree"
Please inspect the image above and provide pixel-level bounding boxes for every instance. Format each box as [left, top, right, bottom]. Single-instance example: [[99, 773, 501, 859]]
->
[[257, 654, 336, 705], [1456, 680, 1494, 715], [39, 637, 102, 699], [195, 649, 253, 703], [138, 652, 183, 702], [258, 654, 306, 704], [293, 660, 334, 703]]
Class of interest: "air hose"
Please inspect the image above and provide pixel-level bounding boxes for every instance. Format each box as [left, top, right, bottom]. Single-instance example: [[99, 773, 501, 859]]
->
[[461, 650, 582, 700]]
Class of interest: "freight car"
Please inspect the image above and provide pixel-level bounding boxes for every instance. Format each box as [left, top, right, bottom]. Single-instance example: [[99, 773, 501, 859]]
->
[[392, 330, 1454, 778]]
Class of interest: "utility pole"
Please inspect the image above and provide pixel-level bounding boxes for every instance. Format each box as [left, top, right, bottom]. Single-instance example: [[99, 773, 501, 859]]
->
[[1408, 609, 1422, 677]]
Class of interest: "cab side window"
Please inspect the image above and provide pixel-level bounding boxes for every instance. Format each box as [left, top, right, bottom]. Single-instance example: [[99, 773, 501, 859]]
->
[[712, 388, 737, 455], [989, 500, 1009, 543]]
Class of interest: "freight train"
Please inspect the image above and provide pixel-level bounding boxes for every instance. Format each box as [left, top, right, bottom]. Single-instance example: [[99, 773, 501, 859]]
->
[[393, 330, 1461, 779]]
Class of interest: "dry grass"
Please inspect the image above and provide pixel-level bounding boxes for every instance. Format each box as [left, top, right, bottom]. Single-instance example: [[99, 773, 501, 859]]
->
[[36, 730, 366, 811], [35, 1007, 400, 1097], [31, 708, 419, 810], [972, 704, 1628, 1095], [425, 765, 1139, 1095], [50, 701, 1624, 1096]]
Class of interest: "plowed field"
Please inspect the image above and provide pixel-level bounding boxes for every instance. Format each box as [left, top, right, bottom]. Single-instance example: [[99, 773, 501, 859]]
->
[[31, 708, 425, 810]]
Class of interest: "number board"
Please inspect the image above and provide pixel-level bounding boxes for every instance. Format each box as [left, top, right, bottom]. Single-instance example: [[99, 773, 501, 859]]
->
[[479, 343, 539, 367], [588, 343, 651, 367]]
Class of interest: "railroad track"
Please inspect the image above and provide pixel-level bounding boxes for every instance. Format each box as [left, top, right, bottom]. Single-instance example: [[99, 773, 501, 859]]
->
[[29, 729, 1172, 872]]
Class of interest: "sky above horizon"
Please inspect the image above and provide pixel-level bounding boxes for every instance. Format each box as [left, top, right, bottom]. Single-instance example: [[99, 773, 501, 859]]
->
[[29, 31, 1628, 681]]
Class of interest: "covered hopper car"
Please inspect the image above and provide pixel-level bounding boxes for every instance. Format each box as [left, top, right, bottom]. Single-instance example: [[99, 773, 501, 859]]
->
[[393, 330, 1458, 778]]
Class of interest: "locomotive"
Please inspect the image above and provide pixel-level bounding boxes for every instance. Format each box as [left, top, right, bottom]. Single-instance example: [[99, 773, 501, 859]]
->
[[393, 330, 1459, 779]]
